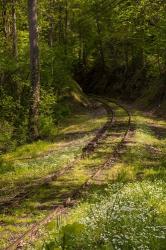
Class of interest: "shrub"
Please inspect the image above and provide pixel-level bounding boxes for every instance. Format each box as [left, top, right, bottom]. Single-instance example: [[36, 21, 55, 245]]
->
[[0, 120, 16, 153], [39, 115, 58, 139], [39, 89, 70, 139]]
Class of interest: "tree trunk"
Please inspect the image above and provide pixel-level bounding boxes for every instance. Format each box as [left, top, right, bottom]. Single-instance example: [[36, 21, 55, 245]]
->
[[27, 0, 40, 141], [11, 0, 18, 59], [1, 0, 7, 38], [64, 0, 68, 54], [58, 1, 64, 44], [95, 14, 105, 71]]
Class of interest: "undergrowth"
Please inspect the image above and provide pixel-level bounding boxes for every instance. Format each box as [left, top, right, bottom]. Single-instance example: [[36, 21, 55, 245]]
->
[[0, 101, 108, 248], [43, 181, 166, 250], [40, 110, 166, 250]]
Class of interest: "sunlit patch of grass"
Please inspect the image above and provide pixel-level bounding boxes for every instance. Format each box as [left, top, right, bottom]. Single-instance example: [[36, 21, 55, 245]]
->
[[0, 102, 115, 246], [39, 180, 166, 250], [23, 102, 130, 248], [0, 103, 110, 248], [36, 108, 166, 250], [61, 115, 107, 134], [0, 107, 107, 204], [2, 141, 52, 161], [2, 101, 165, 249], [110, 110, 166, 184]]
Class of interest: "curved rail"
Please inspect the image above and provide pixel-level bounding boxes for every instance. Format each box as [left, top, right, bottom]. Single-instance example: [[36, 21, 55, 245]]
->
[[82, 101, 114, 158], [5, 97, 131, 250], [0, 100, 114, 210], [80, 97, 131, 186]]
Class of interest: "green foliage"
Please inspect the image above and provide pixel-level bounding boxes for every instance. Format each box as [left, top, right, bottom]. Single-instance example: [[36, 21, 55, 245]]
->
[[41, 109, 166, 250], [60, 223, 85, 249], [44, 181, 166, 250], [0, 1, 165, 248], [39, 89, 71, 138], [0, 0, 165, 148], [0, 88, 16, 121], [39, 115, 58, 139], [0, 120, 15, 153], [43, 223, 85, 250]]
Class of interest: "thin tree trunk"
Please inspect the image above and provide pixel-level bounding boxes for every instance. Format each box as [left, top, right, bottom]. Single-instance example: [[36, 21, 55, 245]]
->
[[48, 0, 55, 80], [95, 14, 105, 70], [11, 0, 18, 59], [27, 0, 40, 141], [58, 1, 64, 44], [78, 32, 82, 62], [49, 18, 54, 47], [64, 0, 68, 54], [1, 0, 7, 38], [82, 41, 87, 67], [124, 43, 129, 74], [50, 18, 54, 79]]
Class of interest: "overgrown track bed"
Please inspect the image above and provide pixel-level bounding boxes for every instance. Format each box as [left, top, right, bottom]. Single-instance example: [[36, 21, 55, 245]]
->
[[4, 98, 131, 250], [0, 100, 113, 211], [83, 97, 131, 185]]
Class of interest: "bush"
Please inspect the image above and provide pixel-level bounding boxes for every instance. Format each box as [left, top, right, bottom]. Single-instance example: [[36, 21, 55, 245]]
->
[[39, 89, 70, 139], [0, 87, 16, 121], [39, 115, 58, 139], [0, 120, 16, 153]]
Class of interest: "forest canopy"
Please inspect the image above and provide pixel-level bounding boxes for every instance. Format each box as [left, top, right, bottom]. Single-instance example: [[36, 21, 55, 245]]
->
[[0, 0, 165, 151]]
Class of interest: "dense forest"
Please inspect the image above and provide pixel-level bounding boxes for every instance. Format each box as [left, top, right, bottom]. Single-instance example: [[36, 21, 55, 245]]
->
[[0, 0, 165, 249], [0, 0, 165, 150]]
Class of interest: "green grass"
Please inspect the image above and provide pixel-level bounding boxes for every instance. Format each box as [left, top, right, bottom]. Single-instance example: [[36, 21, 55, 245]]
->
[[0, 102, 109, 249], [0, 105, 107, 202], [0, 101, 165, 249], [0, 100, 128, 249], [16, 101, 130, 249], [114, 111, 166, 183], [37, 107, 166, 250]]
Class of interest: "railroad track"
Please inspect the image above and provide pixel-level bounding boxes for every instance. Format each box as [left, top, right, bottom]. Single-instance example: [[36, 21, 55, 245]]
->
[[0, 99, 113, 210], [4, 97, 131, 250]]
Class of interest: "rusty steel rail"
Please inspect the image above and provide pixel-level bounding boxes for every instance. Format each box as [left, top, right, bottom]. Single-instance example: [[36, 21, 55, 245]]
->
[[5, 97, 131, 250], [0, 99, 114, 211]]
